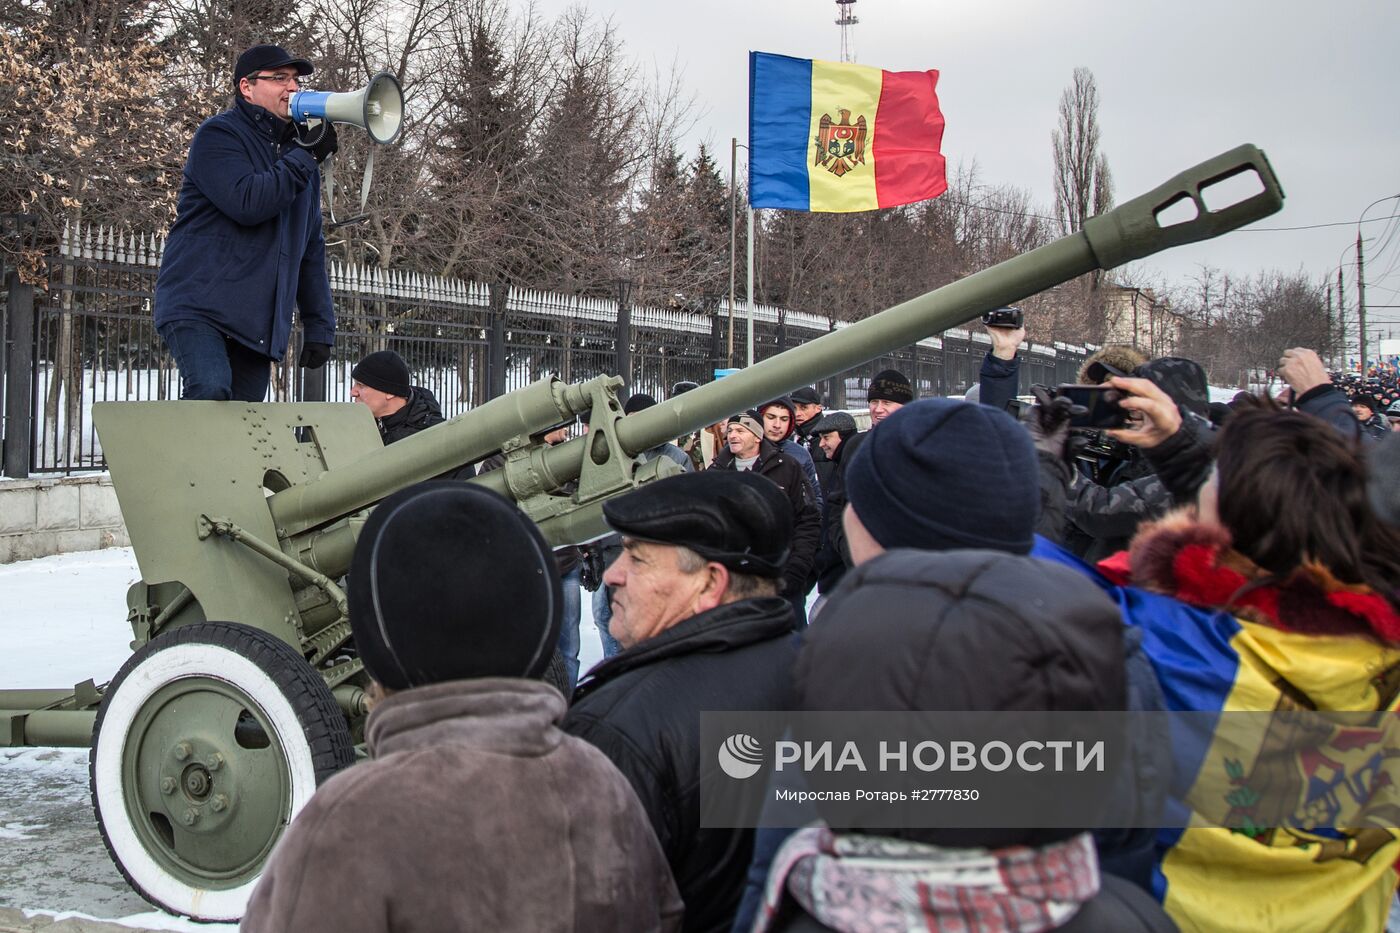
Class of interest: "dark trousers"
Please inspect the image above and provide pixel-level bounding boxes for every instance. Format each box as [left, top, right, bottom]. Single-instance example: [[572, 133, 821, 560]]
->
[[159, 320, 272, 401]]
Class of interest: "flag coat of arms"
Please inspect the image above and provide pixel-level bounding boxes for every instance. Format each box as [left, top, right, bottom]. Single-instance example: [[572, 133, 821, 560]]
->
[[748, 51, 946, 212]]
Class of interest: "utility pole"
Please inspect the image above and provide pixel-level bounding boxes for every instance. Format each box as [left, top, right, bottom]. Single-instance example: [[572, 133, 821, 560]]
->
[[1338, 267, 1347, 369], [1357, 231, 1368, 374], [1325, 282, 1332, 367]]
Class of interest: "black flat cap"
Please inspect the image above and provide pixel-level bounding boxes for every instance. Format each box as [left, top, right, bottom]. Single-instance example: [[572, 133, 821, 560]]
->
[[790, 385, 822, 405], [234, 44, 314, 85], [811, 411, 857, 436], [602, 471, 792, 577]]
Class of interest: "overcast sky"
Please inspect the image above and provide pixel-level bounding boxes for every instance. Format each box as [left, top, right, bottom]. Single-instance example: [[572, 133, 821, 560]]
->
[[534, 0, 1400, 328]]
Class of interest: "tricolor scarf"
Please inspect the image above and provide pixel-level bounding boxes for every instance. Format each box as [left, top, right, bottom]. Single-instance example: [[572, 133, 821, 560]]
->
[[1096, 512, 1400, 646], [754, 827, 1099, 933]]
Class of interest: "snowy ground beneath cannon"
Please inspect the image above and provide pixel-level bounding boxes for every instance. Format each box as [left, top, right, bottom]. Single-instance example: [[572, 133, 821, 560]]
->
[[0, 547, 606, 930]]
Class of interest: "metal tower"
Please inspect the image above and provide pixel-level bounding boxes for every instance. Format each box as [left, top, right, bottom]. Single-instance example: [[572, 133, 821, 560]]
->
[[836, 0, 858, 62]]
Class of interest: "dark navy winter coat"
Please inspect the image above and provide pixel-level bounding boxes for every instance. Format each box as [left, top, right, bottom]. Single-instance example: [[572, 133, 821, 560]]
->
[[155, 97, 334, 361]]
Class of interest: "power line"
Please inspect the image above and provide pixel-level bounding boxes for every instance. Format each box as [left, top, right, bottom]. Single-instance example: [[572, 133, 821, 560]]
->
[[1240, 212, 1400, 233]]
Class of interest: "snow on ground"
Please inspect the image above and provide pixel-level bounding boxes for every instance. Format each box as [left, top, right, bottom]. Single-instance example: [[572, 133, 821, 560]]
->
[[0, 548, 144, 690], [0, 546, 605, 929]]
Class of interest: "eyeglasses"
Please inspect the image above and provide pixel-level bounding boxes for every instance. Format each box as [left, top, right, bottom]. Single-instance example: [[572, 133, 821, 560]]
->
[[247, 72, 298, 85]]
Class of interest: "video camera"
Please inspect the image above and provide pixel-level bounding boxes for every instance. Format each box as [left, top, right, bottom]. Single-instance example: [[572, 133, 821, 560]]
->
[[981, 306, 1024, 329]]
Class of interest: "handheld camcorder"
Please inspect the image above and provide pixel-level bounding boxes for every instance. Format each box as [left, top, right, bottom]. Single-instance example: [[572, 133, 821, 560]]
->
[[981, 306, 1024, 329]]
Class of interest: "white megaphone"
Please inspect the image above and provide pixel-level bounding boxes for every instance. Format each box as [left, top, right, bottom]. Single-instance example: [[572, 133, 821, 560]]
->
[[288, 72, 404, 145]]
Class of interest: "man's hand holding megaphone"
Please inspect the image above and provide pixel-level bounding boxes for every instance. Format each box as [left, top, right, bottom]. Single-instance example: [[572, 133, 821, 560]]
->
[[301, 122, 339, 164]]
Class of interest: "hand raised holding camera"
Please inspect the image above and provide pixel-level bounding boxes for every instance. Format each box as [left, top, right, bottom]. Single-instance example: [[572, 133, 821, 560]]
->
[[985, 323, 1026, 361], [1104, 376, 1181, 448]]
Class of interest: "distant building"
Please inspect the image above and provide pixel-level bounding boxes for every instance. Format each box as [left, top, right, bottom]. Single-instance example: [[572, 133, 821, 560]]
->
[[1101, 284, 1183, 358]]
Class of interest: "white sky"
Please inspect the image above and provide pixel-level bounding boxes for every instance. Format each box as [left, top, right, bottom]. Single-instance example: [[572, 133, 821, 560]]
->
[[534, 0, 1400, 327]]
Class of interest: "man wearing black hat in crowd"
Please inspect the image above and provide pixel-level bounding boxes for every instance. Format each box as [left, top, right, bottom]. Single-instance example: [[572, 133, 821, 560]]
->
[[564, 471, 800, 933], [708, 412, 821, 611], [818, 367, 912, 580], [155, 44, 339, 401], [1350, 391, 1390, 440], [804, 411, 859, 602], [757, 397, 823, 515], [350, 350, 453, 447], [242, 483, 682, 933], [789, 386, 837, 496]]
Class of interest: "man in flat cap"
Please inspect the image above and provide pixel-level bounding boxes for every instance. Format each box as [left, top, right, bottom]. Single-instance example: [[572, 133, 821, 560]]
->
[[155, 44, 339, 401], [243, 482, 681, 932], [564, 471, 799, 933]]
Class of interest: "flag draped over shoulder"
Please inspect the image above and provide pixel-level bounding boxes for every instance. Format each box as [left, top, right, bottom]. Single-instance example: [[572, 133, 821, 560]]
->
[[748, 51, 946, 213]]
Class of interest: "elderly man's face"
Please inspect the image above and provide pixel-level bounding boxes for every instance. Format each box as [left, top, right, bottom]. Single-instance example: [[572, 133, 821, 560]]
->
[[818, 430, 844, 459], [727, 424, 761, 458], [868, 398, 903, 426], [603, 539, 711, 647]]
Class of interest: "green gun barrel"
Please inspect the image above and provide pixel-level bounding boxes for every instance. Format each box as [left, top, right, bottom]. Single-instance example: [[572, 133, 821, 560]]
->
[[480, 144, 1283, 522]]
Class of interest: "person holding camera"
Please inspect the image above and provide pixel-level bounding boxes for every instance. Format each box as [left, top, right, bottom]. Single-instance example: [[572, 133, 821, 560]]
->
[[155, 44, 338, 401], [976, 306, 1027, 413], [1056, 353, 1210, 564], [1031, 381, 1400, 933]]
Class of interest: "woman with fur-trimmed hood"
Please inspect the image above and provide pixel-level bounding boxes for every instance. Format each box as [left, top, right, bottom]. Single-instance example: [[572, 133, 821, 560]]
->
[[1036, 385, 1400, 933]]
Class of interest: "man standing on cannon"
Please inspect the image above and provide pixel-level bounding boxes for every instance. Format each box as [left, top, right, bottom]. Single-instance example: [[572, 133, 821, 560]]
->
[[155, 44, 338, 401]]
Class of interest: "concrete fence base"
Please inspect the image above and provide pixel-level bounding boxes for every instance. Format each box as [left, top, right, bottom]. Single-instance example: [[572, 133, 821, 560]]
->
[[0, 475, 129, 564]]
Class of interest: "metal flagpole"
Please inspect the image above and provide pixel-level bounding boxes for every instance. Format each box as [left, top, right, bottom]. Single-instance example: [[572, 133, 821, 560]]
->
[[747, 205, 755, 367], [728, 138, 737, 367]]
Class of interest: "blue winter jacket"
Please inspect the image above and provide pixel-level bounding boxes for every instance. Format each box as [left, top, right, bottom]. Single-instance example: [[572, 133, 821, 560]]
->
[[155, 97, 335, 361]]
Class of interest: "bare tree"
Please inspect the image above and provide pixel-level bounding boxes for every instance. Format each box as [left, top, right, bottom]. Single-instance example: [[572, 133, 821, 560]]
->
[[1052, 67, 1114, 236]]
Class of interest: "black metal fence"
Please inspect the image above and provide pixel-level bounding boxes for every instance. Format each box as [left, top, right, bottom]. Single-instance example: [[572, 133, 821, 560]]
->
[[0, 221, 1092, 475]]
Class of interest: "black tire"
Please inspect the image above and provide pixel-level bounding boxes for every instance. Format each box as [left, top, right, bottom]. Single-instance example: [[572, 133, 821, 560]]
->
[[90, 622, 354, 921]]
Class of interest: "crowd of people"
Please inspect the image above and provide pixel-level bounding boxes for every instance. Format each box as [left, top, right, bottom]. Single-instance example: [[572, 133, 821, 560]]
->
[[142, 42, 1398, 930], [231, 325, 1400, 933]]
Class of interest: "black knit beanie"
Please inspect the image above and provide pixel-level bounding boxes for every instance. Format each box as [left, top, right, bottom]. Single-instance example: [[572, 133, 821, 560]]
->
[[844, 398, 1039, 554], [351, 350, 412, 398], [623, 392, 658, 414], [867, 368, 913, 405], [349, 482, 562, 689]]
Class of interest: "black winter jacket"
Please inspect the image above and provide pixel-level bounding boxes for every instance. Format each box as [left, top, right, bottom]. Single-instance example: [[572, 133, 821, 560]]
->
[[378, 387, 475, 480], [811, 431, 855, 594], [794, 416, 837, 502], [709, 439, 821, 597], [565, 597, 798, 933], [378, 386, 445, 444]]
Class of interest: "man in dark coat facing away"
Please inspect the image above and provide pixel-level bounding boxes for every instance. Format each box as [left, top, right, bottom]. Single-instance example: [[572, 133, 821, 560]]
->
[[242, 482, 681, 932], [564, 471, 800, 933]]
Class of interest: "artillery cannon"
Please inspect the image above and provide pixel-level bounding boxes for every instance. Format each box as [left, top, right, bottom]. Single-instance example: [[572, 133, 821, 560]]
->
[[0, 145, 1282, 920]]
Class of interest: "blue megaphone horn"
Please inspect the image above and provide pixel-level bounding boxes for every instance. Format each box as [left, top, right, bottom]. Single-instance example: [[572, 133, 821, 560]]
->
[[288, 72, 404, 146]]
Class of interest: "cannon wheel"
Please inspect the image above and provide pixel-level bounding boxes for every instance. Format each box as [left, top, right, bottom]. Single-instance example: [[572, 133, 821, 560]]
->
[[90, 622, 354, 921]]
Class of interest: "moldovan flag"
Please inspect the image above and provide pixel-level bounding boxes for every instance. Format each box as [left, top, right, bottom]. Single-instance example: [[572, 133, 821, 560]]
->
[[748, 51, 946, 213]]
